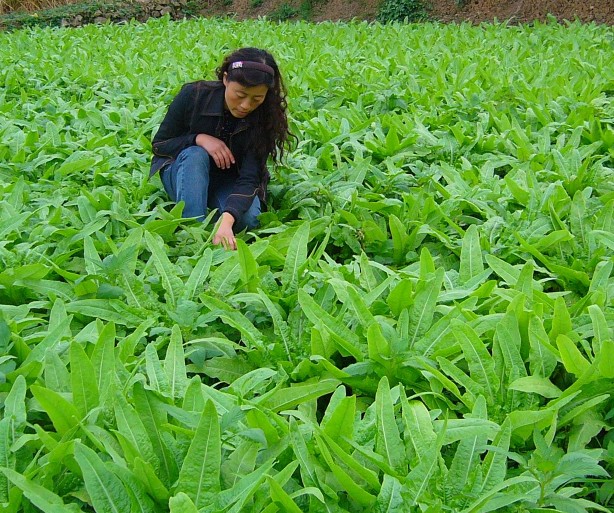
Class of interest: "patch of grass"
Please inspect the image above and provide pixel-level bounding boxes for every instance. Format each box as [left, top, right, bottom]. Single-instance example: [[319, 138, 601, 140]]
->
[[376, 0, 429, 23], [267, 1, 297, 20]]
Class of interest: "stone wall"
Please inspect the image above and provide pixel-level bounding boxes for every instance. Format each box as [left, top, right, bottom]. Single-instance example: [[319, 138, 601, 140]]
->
[[59, 0, 197, 27]]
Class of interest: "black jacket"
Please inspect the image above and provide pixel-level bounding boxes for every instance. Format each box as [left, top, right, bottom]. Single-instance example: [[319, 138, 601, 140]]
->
[[150, 81, 269, 220]]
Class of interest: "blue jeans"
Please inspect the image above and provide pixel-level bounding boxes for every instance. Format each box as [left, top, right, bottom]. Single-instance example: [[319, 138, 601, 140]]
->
[[160, 146, 260, 231]]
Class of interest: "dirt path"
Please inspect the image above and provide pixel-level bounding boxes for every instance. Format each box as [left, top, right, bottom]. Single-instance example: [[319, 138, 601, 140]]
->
[[217, 0, 614, 24]]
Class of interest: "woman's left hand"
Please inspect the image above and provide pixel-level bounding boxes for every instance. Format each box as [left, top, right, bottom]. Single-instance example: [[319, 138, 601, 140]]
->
[[213, 212, 237, 250]]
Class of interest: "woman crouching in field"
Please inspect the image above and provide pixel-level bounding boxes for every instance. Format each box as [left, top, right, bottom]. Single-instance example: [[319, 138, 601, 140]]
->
[[150, 47, 291, 250]]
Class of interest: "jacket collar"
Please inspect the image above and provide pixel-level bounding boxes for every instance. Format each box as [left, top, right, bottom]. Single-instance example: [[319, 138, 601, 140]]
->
[[199, 81, 254, 128]]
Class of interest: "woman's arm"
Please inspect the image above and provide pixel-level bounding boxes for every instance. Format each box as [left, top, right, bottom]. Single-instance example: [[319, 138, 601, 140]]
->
[[152, 85, 197, 158]]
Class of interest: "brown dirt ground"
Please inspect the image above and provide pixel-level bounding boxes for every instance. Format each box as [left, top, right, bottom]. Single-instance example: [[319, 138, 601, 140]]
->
[[207, 0, 614, 25]]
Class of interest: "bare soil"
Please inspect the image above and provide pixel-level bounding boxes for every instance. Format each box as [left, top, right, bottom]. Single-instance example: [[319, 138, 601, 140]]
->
[[207, 0, 614, 25]]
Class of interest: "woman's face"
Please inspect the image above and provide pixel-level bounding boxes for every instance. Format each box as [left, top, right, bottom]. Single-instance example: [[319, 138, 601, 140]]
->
[[223, 74, 268, 118]]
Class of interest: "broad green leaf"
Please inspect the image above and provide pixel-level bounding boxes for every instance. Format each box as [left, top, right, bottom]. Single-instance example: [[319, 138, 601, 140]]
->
[[201, 355, 254, 384], [298, 289, 363, 361], [281, 220, 309, 295], [113, 392, 158, 468], [528, 314, 558, 378], [401, 442, 440, 505], [434, 418, 500, 445], [548, 296, 573, 343], [374, 475, 403, 513], [0, 468, 80, 513], [257, 289, 293, 361], [164, 325, 189, 400], [375, 378, 405, 474], [412, 307, 459, 356], [591, 229, 614, 251], [118, 319, 155, 362], [4, 375, 27, 430], [494, 311, 526, 408], [56, 155, 100, 177], [228, 367, 277, 398], [90, 322, 117, 403], [199, 295, 265, 350], [145, 343, 171, 397], [597, 340, 614, 378], [111, 464, 161, 513], [222, 440, 259, 487], [315, 434, 377, 507], [386, 279, 412, 318], [321, 394, 355, 445], [346, 285, 376, 328], [588, 304, 611, 355], [258, 379, 340, 412], [389, 214, 408, 264], [70, 341, 100, 418], [459, 225, 484, 284], [176, 400, 221, 508], [236, 238, 259, 292], [65, 300, 144, 326], [568, 411, 606, 452], [132, 382, 178, 485], [216, 458, 276, 513], [144, 231, 183, 308], [30, 385, 81, 436], [73, 443, 131, 513], [453, 319, 499, 402], [508, 409, 555, 439], [446, 396, 488, 499], [508, 376, 562, 398], [289, 419, 321, 490], [408, 267, 444, 348], [182, 249, 213, 300], [132, 457, 170, 504], [0, 420, 13, 502], [22, 316, 73, 367], [208, 253, 241, 296], [588, 260, 613, 296], [267, 476, 303, 513], [556, 334, 591, 377], [485, 254, 520, 286], [169, 492, 198, 513], [319, 432, 380, 490], [559, 394, 610, 427], [367, 322, 391, 362], [480, 418, 511, 494], [401, 397, 437, 464]]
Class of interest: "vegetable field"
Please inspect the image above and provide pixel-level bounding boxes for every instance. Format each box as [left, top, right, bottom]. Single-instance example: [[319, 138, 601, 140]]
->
[[1, 16, 613, 513]]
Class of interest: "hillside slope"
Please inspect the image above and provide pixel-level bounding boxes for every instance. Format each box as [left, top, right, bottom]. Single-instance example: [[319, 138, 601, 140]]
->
[[207, 0, 614, 24]]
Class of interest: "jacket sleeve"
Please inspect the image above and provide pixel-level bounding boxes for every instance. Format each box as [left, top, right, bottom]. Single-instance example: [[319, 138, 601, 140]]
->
[[223, 150, 266, 221], [152, 84, 198, 159]]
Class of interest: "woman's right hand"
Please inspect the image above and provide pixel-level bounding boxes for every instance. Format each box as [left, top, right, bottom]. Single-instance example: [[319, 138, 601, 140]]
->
[[195, 134, 235, 169]]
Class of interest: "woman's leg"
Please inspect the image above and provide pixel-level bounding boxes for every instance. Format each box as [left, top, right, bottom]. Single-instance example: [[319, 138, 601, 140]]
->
[[160, 146, 211, 220], [208, 173, 261, 232]]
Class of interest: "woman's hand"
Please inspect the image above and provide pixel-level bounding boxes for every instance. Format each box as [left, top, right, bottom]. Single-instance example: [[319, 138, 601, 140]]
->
[[213, 212, 237, 250], [195, 134, 235, 169]]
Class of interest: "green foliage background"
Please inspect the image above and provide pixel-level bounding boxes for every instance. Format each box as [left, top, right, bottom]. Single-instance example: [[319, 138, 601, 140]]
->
[[0, 16, 613, 513]]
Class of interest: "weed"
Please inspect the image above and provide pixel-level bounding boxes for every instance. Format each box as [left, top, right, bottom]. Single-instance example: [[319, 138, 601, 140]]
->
[[376, 0, 429, 23]]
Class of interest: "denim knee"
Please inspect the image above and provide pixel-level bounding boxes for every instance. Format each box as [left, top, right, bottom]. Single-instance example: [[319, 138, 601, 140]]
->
[[172, 146, 211, 220], [178, 145, 210, 167]]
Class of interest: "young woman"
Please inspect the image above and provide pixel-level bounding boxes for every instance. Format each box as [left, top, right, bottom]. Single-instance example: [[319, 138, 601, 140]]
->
[[150, 47, 291, 250]]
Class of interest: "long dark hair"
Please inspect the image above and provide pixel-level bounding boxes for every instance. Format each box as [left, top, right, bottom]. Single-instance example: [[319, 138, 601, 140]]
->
[[216, 47, 293, 164]]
